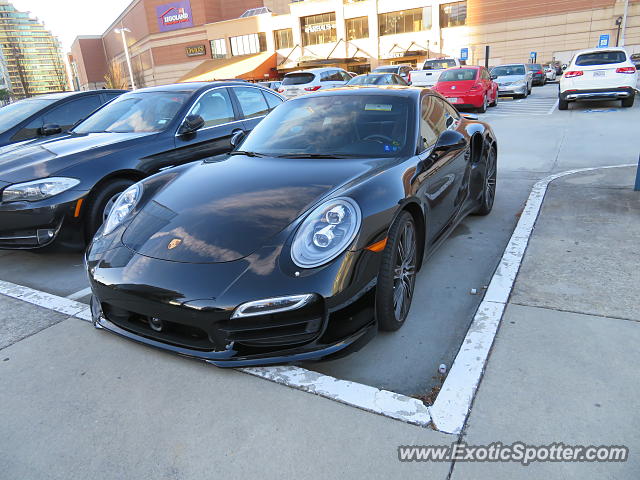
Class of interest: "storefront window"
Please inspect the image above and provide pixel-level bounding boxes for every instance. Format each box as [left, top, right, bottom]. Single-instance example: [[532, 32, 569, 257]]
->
[[229, 33, 267, 56], [210, 38, 227, 59], [378, 8, 427, 36], [274, 28, 293, 50], [346, 16, 369, 40], [440, 1, 467, 28], [301, 12, 336, 46]]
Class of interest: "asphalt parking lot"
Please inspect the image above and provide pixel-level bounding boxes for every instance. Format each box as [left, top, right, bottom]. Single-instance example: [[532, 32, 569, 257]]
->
[[1, 82, 638, 399]]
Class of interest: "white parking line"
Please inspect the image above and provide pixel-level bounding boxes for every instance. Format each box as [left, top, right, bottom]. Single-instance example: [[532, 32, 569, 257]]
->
[[547, 99, 559, 115], [1, 164, 634, 433], [66, 286, 92, 301], [428, 163, 636, 434]]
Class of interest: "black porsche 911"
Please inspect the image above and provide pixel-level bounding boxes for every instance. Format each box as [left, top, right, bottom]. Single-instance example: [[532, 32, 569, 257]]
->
[[0, 82, 283, 249], [86, 86, 497, 367]]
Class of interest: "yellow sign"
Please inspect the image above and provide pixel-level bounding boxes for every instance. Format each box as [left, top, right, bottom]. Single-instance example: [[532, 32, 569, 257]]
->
[[185, 45, 206, 57]]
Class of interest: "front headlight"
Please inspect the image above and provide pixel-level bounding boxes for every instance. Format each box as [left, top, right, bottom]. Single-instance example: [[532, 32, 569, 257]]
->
[[291, 197, 361, 268], [2, 177, 80, 203], [102, 183, 141, 236], [515, 79, 526, 86]]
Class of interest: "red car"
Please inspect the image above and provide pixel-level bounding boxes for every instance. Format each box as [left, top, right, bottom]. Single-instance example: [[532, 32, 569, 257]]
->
[[433, 66, 499, 113]]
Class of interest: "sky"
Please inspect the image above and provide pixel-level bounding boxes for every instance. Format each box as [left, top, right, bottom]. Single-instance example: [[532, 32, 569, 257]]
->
[[10, 0, 134, 52]]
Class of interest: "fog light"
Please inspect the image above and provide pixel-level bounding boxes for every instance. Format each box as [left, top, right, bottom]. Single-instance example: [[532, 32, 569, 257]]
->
[[36, 228, 55, 244], [232, 294, 315, 319], [149, 317, 163, 332]]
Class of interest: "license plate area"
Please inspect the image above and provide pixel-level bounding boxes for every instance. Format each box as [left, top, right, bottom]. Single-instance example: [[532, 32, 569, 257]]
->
[[593, 71, 605, 77]]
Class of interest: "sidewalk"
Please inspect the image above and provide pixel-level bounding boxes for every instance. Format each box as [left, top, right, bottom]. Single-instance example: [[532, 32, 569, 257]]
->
[[452, 166, 640, 478]]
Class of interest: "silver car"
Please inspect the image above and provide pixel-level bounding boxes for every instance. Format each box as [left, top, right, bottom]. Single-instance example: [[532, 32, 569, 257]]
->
[[490, 64, 533, 99]]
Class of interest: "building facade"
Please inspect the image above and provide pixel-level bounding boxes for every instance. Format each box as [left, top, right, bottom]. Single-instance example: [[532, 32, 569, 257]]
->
[[0, 0, 67, 97], [70, 0, 288, 90], [71, 0, 640, 88]]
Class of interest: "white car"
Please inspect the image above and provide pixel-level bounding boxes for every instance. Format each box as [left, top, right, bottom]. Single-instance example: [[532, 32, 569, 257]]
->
[[544, 65, 557, 81], [408, 58, 461, 87], [278, 68, 351, 99], [559, 47, 637, 110]]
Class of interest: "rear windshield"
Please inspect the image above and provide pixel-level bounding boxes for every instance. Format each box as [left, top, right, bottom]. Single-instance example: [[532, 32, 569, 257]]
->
[[491, 65, 525, 76], [439, 69, 477, 81], [282, 73, 315, 85], [348, 74, 390, 85], [373, 66, 397, 74], [527, 64, 542, 70], [423, 59, 457, 70], [575, 51, 627, 66]]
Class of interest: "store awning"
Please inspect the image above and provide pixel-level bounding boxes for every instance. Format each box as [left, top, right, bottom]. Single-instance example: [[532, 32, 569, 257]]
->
[[178, 52, 276, 83]]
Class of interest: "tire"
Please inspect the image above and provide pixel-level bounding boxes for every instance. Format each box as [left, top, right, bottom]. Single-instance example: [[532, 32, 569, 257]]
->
[[490, 92, 498, 107], [558, 98, 569, 110], [527, 86, 532, 95], [474, 147, 497, 216], [375, 211, 418, 332], [84, 178, 135, 242], [477, 95, 487, 113], [621, 95, 635, 108]]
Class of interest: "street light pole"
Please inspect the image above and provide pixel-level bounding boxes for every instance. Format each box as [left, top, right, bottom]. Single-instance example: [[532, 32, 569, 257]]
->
[[115, 27, 136, 90], [620, 0, 629, 47]]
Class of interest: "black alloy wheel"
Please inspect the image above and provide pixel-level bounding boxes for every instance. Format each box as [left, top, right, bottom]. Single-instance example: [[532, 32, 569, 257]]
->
[[376, 211, 418, 331], [474, 147, 497, 216]]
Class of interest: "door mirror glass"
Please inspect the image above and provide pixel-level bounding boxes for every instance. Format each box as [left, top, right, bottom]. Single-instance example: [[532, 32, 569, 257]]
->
[[432, 130, 467, 155], [178, 114, 205, 135], [40, 123, 62, 136]]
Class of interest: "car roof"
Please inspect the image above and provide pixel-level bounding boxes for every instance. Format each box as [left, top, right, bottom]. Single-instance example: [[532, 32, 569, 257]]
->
[[573, 47, 628, 56], [355, 72, 395, 76], [492, 63, 526, 67], [29, 90, 126, 101], [285, 67, 345, 75], [129, 81, 253, 95], [444, 65, 481, 70], [298, 85, 421, 99]]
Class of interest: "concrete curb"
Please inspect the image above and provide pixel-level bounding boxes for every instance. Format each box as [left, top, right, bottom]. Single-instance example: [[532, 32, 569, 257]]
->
[[429, 163, 636, 434]]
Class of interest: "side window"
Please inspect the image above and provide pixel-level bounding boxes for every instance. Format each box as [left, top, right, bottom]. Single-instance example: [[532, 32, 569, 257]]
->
[[441, 99, 459, 129], [320, 71, 332, 82], [234, 87, 270, 119], [420, 95, 449, 151], [43, 95, 102, 130], [339, 71, 351, 82], [263, 91, 284, 110], [10, 116, 43, 142], [189, 88, 235, 128], [104, 92, 123, 101]]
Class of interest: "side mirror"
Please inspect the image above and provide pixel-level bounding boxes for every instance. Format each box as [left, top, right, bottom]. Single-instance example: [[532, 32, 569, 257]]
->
[[178, 114, 205, 135], [490, 74, 497, 80], [432, 130, 467, 155], [230, 130, 246, 148], [562, 64, 568, 71], [41, 123, 62, 136]]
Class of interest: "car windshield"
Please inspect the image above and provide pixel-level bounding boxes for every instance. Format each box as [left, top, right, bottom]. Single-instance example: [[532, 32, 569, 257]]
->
[[282, 73, 315, 85], [0, 99, 55, 134], [239, 94, 412, 158], [491, 65, 525, 76], [347, 74, 390, 85], [423, 59, 457, 70], [575, 51, 626, 66], [373, 66, 397, 73], [439, 68, 477, 81], [73, 92, 189, 134]]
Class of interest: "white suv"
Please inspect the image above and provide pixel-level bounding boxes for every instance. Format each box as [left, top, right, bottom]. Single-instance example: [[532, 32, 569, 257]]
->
[[278, 68, 351, 99], [559, 47, 638, 110]]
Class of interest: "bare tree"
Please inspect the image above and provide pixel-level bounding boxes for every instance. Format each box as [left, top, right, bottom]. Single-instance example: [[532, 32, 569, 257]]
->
[[104, 59, 128, 90], [11, 46, 30, 98]]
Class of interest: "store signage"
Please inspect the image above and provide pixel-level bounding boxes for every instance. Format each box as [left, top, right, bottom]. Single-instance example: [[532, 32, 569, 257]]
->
[[304, 23, 335, 34], [157, 0, 193, 32], [185, 44, 206, 57]]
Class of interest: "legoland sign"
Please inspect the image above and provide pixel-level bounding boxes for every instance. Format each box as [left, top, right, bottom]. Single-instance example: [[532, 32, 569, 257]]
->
[[156, 0, 193, 32]]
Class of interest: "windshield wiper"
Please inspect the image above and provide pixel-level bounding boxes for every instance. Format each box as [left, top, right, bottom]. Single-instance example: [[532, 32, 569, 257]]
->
[[229, 150, 268, 157], [280, 153, 353, 159]]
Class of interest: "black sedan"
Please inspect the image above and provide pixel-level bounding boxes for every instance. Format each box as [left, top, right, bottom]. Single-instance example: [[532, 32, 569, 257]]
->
[[0, 82, 283, 249], [86, 86, 497, 367], [526, 63, 546, 86], [0, 90, 125, 147]]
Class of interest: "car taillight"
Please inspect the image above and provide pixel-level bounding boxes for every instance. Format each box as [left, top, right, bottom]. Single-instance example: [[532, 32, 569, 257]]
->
[[616, 67, 636, 74], [304, 85, 321, 91], [564, 71, 583, 78], [408, 72, 412, 83], [536, 70, 543, 74]]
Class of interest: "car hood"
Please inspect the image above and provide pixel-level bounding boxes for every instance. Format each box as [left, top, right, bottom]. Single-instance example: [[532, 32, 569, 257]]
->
[[122, 155, 380, 264], [495, 75, 525, 84], [0, 131, 153, 184]]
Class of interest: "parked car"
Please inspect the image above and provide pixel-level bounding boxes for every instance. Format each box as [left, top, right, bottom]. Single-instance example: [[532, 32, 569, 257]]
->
[[631, 53, 640, 69], [0, 90, 125, 148], [347, 71, 358, 78], [490, 64, 533, 99], [346, 73, 409, 86], [433, 66, 499, 113], [257, 80, 282, 91], [526, 63, 547, 86], [278, 68, 351, 99], [0, 82, 283, 249], [409, 58, 461, 87], [544, 65, 557, 81], [559, 47, 638, 110], [86, 86, 498, 367], [372, 64, 413, 83]]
